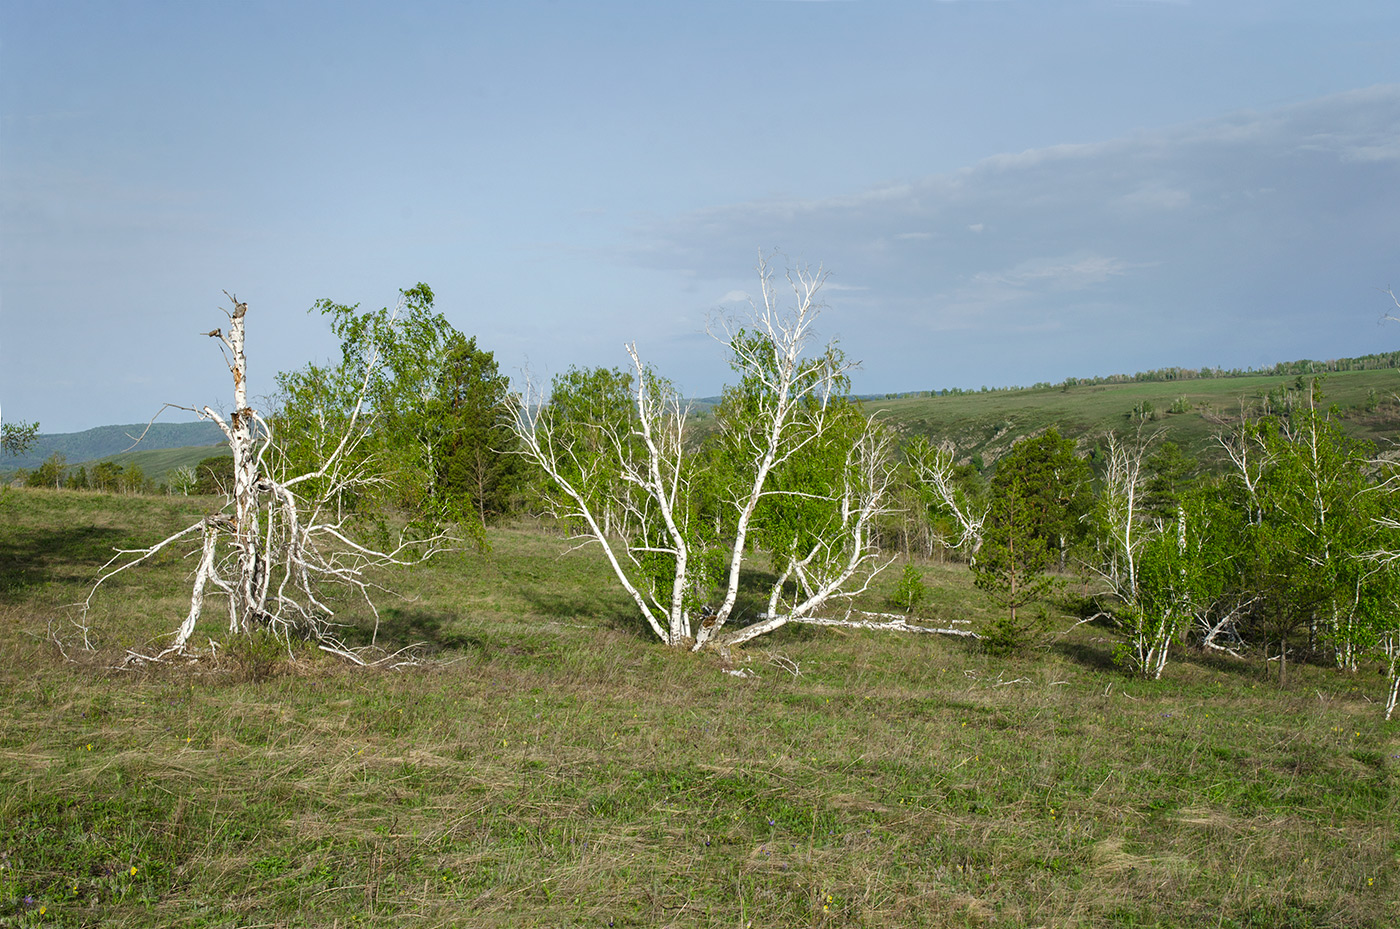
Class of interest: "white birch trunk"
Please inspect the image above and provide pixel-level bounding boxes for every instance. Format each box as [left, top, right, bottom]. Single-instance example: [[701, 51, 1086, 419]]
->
[[513, 255, 896, 652], [83, 292, 452, 664]]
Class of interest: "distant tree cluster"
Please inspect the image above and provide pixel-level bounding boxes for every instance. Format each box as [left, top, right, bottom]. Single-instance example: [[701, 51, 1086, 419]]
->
[[9, 451, 230, 496], [17, 454, 159, 494]]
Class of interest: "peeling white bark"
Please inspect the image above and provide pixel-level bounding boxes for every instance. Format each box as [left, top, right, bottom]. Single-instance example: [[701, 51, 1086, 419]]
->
[[83, 293, 451, 664], [514, 255, 898, 651]]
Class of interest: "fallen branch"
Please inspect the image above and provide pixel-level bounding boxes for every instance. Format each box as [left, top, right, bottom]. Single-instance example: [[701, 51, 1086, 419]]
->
[[786, 609, 979, 638]]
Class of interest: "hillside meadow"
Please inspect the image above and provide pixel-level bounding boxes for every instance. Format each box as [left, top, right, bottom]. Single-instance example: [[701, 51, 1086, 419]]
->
[[0, 488, 1396, 927], [868, 368, 1400, 467]]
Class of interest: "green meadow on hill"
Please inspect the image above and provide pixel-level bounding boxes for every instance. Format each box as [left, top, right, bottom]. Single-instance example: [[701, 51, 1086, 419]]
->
[[867, 367, 1400, 467], [0, 488, 1395, 928]]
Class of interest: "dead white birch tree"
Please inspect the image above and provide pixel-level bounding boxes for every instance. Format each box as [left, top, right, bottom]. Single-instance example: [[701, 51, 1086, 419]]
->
[[1091, 432, 1149, 607], [515, 256, 949, 651], [1086, 431, 1192, 679], [904, 436, 987, 556], [84, 292, 448, 664]]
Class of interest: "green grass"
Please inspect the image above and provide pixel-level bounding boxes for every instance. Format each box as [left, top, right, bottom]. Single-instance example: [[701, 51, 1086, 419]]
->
[[78, 445, 228, 485], [1, 422, 222, 473], [867, 368, 1400, 465], [0, 488, 1396, 927]]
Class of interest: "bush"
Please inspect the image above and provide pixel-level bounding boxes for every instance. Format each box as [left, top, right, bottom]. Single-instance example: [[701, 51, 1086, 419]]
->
[[982, 604, 1049, 656], [887, 564, 928, 614], [194, 455, 234, 496]]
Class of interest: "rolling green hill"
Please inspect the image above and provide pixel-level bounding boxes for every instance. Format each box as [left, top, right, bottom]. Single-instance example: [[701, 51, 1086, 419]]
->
[[865, 367, 1400, 467], [0, 421, 223, 472], [76, 444, 231, 484], [10, 360, 1400, 485]]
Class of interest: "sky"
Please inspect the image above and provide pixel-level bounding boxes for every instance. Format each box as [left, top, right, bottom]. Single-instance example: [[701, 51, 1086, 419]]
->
[[3, 0, 1400, 434]]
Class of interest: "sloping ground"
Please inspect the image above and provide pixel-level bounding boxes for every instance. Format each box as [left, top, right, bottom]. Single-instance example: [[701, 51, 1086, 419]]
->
[[867, 368, 1400, 466], [1, 421, 223, 471], [76, 444, 230, 484]]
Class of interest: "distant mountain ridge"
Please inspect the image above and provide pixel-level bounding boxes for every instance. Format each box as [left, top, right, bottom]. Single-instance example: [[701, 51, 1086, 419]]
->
[[1, 421, 224, 471]]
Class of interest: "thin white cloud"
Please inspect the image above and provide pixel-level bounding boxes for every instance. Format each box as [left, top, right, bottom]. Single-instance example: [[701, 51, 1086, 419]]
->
[[970, 254, 1138, 291], [620, 85, 1400, 387], [625, 86, 1400, 292]]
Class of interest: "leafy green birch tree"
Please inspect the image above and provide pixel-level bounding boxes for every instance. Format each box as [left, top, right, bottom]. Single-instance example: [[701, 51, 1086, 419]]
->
[[514, 256, 906, 651]]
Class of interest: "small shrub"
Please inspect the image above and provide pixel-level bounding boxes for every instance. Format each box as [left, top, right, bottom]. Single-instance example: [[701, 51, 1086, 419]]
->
[[222, 630, 294, 681], [982, 604, 1049, 655], [888, 564, 928, 614]]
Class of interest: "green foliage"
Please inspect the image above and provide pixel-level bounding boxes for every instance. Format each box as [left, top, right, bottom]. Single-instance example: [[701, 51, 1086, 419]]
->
[[0, 419, 39, 457], [89, 461, 124, 493], [220, 629, 307, 681], [121, 463, 150, 495], [165, 465, 197, 496], [738, 397, 875, 601], [1089, 386, 1400, 692], [973, 470, 1059, 626], [24, 453, 66, 489], [543, 362, 725, 620], [1128, 399, 1156, 422], [1239, 402, 1395, 678], [272, 285, 517, 537], [982, 603, 1049, 655], [428, 334, 524, 524], [972, 430, 1091, 640], [1112, 493, 1211, 677], [64, 465, 88, 491], [539, 364, 641, 533], [1142, 440, 1198, 518], [888, 563, 928, 613], [989, 427, 1092, 567], [193, 455, 233, 496], [524, 280, 891, 647], [901, 435, 988, 557]]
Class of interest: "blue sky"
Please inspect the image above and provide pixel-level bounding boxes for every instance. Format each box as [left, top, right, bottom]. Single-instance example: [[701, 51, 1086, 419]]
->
[[4, 0, 1400, 433]]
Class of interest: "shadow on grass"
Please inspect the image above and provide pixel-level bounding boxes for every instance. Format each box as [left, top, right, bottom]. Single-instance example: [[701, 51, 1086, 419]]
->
[[0, 525, 126, 603], [514, 563, 789, 644], [1179, 645, 1274, 682], [1051, 639, 1119, 672], [347, 607, 490, 654]]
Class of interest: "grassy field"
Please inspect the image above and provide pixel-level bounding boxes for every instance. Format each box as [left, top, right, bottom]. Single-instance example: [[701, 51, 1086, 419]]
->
[[867, 368, 1400, 466], [85, 445, 228, 485], [0, 488, 1396, 927], [2, 446, 225, 487]]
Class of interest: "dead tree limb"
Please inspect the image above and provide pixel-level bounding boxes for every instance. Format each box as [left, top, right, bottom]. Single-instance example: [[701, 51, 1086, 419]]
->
[[81, 293, 453, 664]]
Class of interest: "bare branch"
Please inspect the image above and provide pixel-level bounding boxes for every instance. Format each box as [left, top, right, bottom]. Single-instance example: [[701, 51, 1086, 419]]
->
[[76, 294, 452, 665]]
